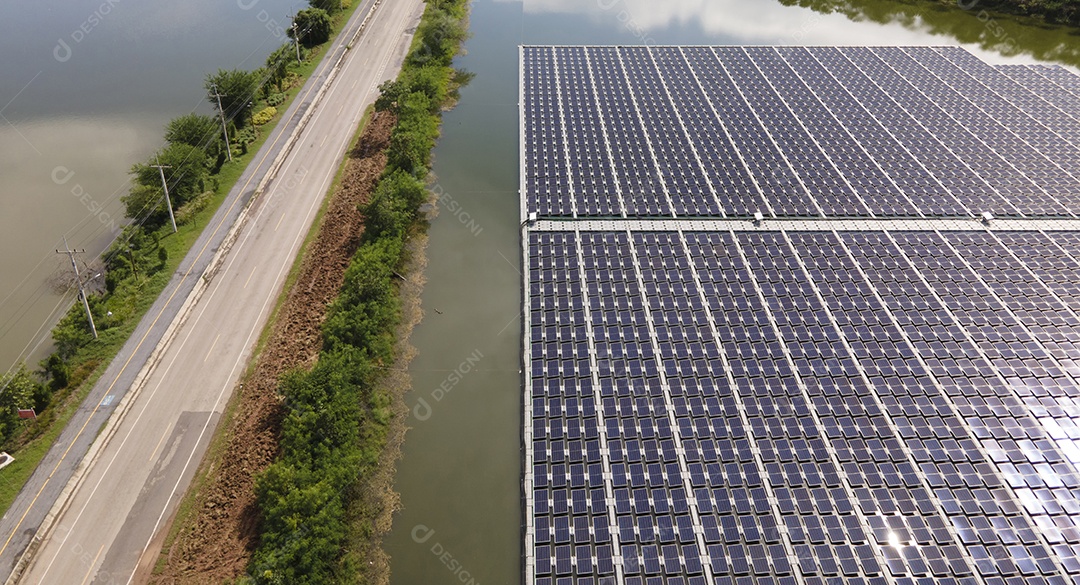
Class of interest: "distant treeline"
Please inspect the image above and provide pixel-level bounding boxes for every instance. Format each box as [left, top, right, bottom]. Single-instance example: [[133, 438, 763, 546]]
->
[[244, 0, 470, 583], [783, 0, 1080, 27], [949, 0, 1080, 25]]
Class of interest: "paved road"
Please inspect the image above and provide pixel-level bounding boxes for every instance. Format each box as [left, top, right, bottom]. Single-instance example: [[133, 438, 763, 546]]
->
[[0, 0, 425, 582]]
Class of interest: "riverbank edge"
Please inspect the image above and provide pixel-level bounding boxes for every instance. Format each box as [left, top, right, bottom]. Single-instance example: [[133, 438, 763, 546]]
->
[[0, 0, 374, 521], [241, 0, 472, 580], [144, 104, 389, 582], [148, 0, 471, 581]]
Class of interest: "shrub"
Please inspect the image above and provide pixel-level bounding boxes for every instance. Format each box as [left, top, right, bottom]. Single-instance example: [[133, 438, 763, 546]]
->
[[235, 127, 258, 145], [407, 7, 469, 68], [265, 45, 298, 93], [308, 0, 342, 15], [52, 303, 95, 360], [175, 191, 215, 225], [0, 366, 43, 447], [252, 107, 277, 126]]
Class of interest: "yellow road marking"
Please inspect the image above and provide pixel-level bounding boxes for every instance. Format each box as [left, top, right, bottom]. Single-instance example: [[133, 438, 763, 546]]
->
[[147, 425, 171, 465], [0, 32, 336, 558], [78, 544, 104, 585], [204, 334, 221, 362]]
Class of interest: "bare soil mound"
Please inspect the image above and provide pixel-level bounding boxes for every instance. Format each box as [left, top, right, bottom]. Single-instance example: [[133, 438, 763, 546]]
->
[[148, 110, 396, 584]]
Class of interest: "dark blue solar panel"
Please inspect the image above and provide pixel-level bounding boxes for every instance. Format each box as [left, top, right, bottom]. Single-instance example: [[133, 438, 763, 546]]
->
[[524, 46, 1080, 584]]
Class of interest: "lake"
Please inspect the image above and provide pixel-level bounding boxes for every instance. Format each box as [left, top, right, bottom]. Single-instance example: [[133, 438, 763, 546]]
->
[[0, 0, 304, 373], [3, 0, 1080, 582], [382, 0, 1080, 583]]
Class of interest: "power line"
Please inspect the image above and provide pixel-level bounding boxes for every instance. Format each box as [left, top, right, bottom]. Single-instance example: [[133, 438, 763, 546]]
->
[[1, 7, 314, 371], [150, 159, 178, 234], [55, 236, 97, 340], [209, 83, 233, 162], [291, 21, 303, 63]]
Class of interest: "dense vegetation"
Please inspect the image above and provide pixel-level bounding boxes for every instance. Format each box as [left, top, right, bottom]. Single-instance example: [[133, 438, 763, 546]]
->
[[246, 0, 470, 583], [0, 4, 345, 455], [784, 0, 1080, 27], [949, 0, 1080, 25], [292, 8, 333, 47]]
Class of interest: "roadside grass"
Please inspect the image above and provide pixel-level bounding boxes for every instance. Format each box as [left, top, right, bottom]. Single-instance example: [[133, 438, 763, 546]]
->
[[0, 0, 369, 520], [149, 102, 378, 578]]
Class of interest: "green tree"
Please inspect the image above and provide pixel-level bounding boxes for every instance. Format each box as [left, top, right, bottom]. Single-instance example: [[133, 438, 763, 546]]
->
[[290, 8, 332, 48], [121, 184, 168, 226], [407, 7, 469, 68], [0, 365, 40, 445], [40, 353, 69, 391], [381, 168, 427, 212], [308, 0, 341, 16], [165, 113, 223, 164], [205, 69, 262, 127], [373, 79, 406, 114], [165, 113, 218, 150], [253, 468, 346, 584], [322, 240, 401, 356], [131, 143, 209, 207], [359, 185, 411, 243], [385, 92, 438, 176]]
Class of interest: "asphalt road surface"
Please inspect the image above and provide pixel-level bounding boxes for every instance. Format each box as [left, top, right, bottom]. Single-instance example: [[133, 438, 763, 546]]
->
[[0, 0, 425, 582]]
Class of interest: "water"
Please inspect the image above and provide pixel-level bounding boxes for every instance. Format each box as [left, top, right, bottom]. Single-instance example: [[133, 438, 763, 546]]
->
[[0, 0, 306, 374], [3, 0, 1079, 582], [384, 0, 1080, 583]]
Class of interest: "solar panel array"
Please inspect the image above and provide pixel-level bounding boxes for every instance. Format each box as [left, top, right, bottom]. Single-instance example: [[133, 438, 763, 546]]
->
[[520, 46, 1080, 585], [521, 46, 1080, 220]]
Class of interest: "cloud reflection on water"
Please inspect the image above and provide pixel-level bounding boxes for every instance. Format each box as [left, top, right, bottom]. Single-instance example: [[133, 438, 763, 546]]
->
[[510, 0, 1080, 67]]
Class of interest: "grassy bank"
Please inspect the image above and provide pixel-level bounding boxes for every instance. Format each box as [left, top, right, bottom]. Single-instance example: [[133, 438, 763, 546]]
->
[[0, 0, 370, 518], [245, 0, 470, 582], [149, 103, 380, 580]]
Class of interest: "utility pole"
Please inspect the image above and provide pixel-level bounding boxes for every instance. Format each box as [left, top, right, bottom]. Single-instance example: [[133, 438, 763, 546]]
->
[[291, 21, 302, 63], [56, 236, 97, 340], [210, 83, 233, 162], [127, 246, 139, 282], [150, 158, 178, 233]]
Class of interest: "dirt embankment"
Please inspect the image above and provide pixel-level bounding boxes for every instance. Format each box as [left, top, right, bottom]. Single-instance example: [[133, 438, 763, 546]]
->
[[149, 110, 396, 584]]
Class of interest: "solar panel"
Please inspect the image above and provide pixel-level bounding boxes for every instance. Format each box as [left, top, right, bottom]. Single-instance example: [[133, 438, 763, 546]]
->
[[522, 45, 1080, 584]]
